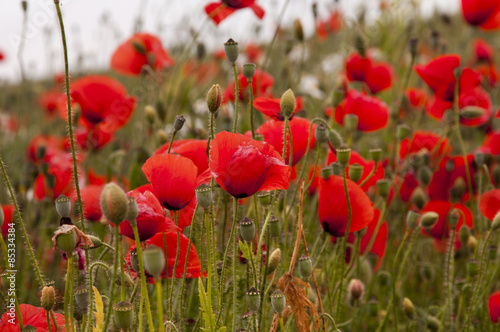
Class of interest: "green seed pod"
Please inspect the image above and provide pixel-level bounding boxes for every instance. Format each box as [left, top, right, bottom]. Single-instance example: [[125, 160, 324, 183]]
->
[[74, 285, 90, 313], [426, 315, 442, 332], [332, 88, 345, 108], [239, 217, 256, 242], [298, 254, 312, 279], [320, 166, 333, 180], [406, 210, 420, 229], [269, 216, 281, 237], [344, 114, 359, 132], [336, 147, 351, 168], [367, 298, 379, 317], [195, 184, 213, 210], [242, 63, 256, 81], [224, 38, 239, 64], [113, 301, 134, 330], [100, 183, 129, 225], [418, 165, 433, 186], [55, 227, 77, 253], [41, 286, 55, 311], [271, 290, 286, 314], [280, 89, 296, 119], [257, 191, 271, 206], [315, 124, 328, 144], [246, 287, 260, 312], [403, 297, 415, 319], [369, 148, 382, 162], [474, 151, 484, 167], [174, 115, 186, 132], [348, 163, 364, 183], [458, 225, 470, 246], [331, 162, 342, 176], [449, 209, 460, 227], [420, 212, 439, 230], [130, 248, 140, 272], [328, 129, 343, 150], [267, 248, 281, 275], [396, 124, 411, 140], [411, 187, 427, 210], [376, 179, 390, 198], [143, 246, 165, 279], [55, 195, 72, 218], [492, 211, 500, 231], [207, 84, 222, 114]]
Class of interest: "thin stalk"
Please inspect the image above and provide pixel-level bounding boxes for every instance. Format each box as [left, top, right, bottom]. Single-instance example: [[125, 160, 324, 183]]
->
[[248, 241, 258, 287], [249, 78, 255, 138], [305, 144, 321, 191], [391, 229, 411, 332], [86, 261, 110, 332], [204, 211, 214, 312], [169, 212, 181, 323], [102, 227, 120, 331], [167, 130, 177, 154], [446, 225, 456, 330], [64, 254, 73, 332], [47, 310, 52, 332], [232, 197, 238, 331], [156, 280, 164, 332], [232, 64, 239, 133], [120, 233, 125, 301]]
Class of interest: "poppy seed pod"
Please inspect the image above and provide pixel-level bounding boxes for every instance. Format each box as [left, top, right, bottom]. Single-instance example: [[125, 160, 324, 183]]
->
[[331, 162, 342, 176], [267, 248, 281, 275], [406, 210, 420, 229], [280, 89, 296, 119], [195, 184, 213, 210], [492, 211, 500, 231], [403, 297, 415, 319], [348, 163, 364, 183], [246, 287, 260, 312], [376, 179, 390, 198], [55, 195, 72, 219], [242, 63, 256, 81], [271, 290, 286, 314], [449, 209, 460, 227], [113, 301, 134, 330], [461, 106, 486, 120], [100, 183, 129, 225], [224, 38, 239, 64], [345, 114, 359, 132], [459, 225, 470, 245], [174, 115, 186, 132], [418, 166, 433, 186], [328, 129, 343, 150], [293, 19, 304, 42], [143, 246, 165, 279], [420, 211, 439, 229], [369, 148, 383, 162], [207, 84, 222, 114], [257, 191, 271, 206], [320, 166, 334, 180], [269, 215, 281, 237], [126, 197, 139, 222], [74, 285, 90, 313], [467, 259, 479, 277], [41, 286, 55, 311], [336, 147, 351, 168], [144, 105, 156, 124], [239, 217, 256, 242], [332, 88, 345, 108], [54, 227, 77, 253], [315, 124, 328, 144], [298, 254, 312, 279]]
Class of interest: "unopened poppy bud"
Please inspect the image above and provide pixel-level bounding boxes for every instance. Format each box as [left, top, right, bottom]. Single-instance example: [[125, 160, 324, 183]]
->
[[55, 227, 77, 253], [408, 37, 418, 59], [144, 105, 156, 124], [336, 147, 351, 168], [246, 287, 260, 312], [195, 184, 212, 210], [396, 124, 411, 140], [113, 301, 134, 330], [126, 197, 139, 222], [458, 225, 470, 245], [450, 177, 466, 201], [376, 179, 390, 198], [474, 151, 484, 167], [100, 183, 129, 225], [332, 88, 345, 108], [418, 166, 433, 186], [467, 259, 479, 277], [242, 63, 256, 81], [355, 34, 366, 57], [369, 148, 383, 162], [41, 286, 55, 311], [174, 115, 186, 132], [280, 89, 296, 119], [224, 38, 239, 64], [357, 227, 368, 237], [143, 246, 165, 279], [320, 166, 333, 180], [239, 217, 256, 242], [132, 39, 147, 54], [0, 207, 4, 228], [21, 1, 27, 12], [55, 195, 72, 218], [157, 129, 169, 145], [449, 209, 460, 227], [492, 211, 500, 230], [271, 290, 286, 314], [298, 254, 312, 279], [406, 210, 420, 229], [207, 84, 222, 114], [257, 191, 271, 206], [344, 114, 359, 132], [331, 162, 342, 176], [315, 124, 328, 144], [348, 163, 364, 182], [411, 187, 427, 210], [87, 235, 102, 249], [328, 129, 343, 149], [403, 297, 415, 319], [269, 216, 280, 237], [347, 279, 364, 305], [461, 106, 486, 120], [268, 248, 281, 275], [293, 19, 304, 42], [74, 285, 89, 313], [467, 235, 477, 251], [421, 211, 438, 229]]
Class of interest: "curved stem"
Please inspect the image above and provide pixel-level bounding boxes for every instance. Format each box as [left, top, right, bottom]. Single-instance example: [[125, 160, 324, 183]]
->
[[391, 229, 411, 332], [232, 64, 239, 133], [102, 227, 120, 331], [319, 313, 339, 330], [0, 236, 23, 329], [359, 163, 378, 188]]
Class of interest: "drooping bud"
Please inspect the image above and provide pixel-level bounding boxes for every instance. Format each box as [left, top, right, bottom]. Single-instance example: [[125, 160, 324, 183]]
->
[[403, 297, 415, 319], [242, 63, 256, 82], [406, 210, 420, 229], [246, 287, 260, 312], [348, 164, 364, 183], [224, 38, 239, 64], [74, 285, 90, 313], [293, 19, 304, 42], [195, 184, 213, 210], [207, 84, 222, 114], [328, 129, 343, 149], [336, 147, 351, 168], [369, 148, 383, 162], [55, 195, 72, 218], [100, 183, 129, 225], [280, 89, 296, 119], [113, 301, 134, 330], [315, 124, 328, 144], [420, 211, 439, 230], [267, 248, 281, 275], [174, 115, 186, 132], [269, 216, 281, 237], [271, 290, 286, 314], [239, 217, 256, 242], [41, 286, 55, 311], [143, 246, 165, 279], [376, 179, 390, 198], [298, 254, 312, 279]]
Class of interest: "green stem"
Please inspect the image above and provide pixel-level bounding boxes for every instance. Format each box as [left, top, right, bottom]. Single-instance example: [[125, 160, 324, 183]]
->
[[204, 211, 214, 315], [232, 64, 239, 133], [169, 212, 181, 322], [305, 144, 321, 191], [232, 197, 238, 331], [120, 233, 125, 301], [391, 229, 411, 332], [156, 280, 164, 332], [167, 130, 177, 154], [64, 254, 73, 332], [249, 79, 255, 139], [47, 310, 52, 332], [248, 241, 258, 287], [102, 227, 120, 331], [446, 226, 456, 331], [359, 163, 378, 188]]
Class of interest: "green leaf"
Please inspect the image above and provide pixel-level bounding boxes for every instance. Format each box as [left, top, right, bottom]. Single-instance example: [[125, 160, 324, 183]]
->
[[239, 240, 252, 262], [198, 277, 216, 332]]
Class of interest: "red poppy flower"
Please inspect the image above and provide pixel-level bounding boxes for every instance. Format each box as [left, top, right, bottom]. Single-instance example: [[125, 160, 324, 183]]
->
[[488, 291, 500, 323], [111, 33, 174, 76], [75, 126, 114, 151], [142, 154, 198, 210], [316, 10, 342, 40], [462, 0, 500, 30], [428, 155, 476, 201], [406, 88, 427, 109], [205, 0, 265, 25], [333, 89, 389, 132], [476, 63, 499, 87], [399, 131, 451, 161], [154, 139, 209, 176], [27, 135, 66, 164], [34, 154, 75, 201], [255, 117, 315, 166], [474, 39, 495, 63], [479, 189, 500, 221], [1, 205, 13, 239], [253, 96, 303, 121], [318, 175, 375, 237], [421, 200, 473, 250], [481, 131, 500, 155], [79, 185, 103, 222], [0, 304, 67, 332], [244, 42, 262, 63], [209, 131, 290, 198], [223, 69, 274, 103], [38, 90, 64, 116], [70, 75, 136, 131], [168, 197, 198, 229], [414, 54, 460, 101], [398, 172, 419, 202], [346, 53, 393, 94], [0, 51, 4, 62], [126, 231, 202, 279]]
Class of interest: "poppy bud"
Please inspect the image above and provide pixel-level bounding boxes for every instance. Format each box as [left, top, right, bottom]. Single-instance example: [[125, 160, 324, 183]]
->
[[357, 227, 368, 237], [315, 124, 328, 144], [22, 326, 36, 332], [376, 179, 390, 198], [369, 148, 382, 162], [207, 84, 222, 114], [332, 88, 345, 108], [336, 147, 351, 168], [406, 210, 419, 229], [474, 152, 484, 168], [408, 37, 418, 59], [411, 187, 427, 210], [74, 285, 90, 313], [143, 246, 165, 279], [347, 279, 364, 305], [132, 39, 147, 54], [331, 162, 342, 176], [271, 290, 286, 314], [84, 235, 101, 250], [348, 163, 364, 183], [280, 89, 296, 119], [488, 245, 497, 260], [421, 211, 438, 230], [21, 1, 27, 12], [242, 63, 256, 82], [257, 191, 271, 206], [298, 254, 312, 279], [418, 166, 432, 186], [0, 207, 4, 228], [197, 42, 206, 60], [144, 105, 156, 124], [157, 129, 169, 145], [328, 129, 343, 149], [55, 195, 72, 218], [320, 166, 333, 180], [129, 248, 140, 272], [269, 216, 280, 237], [461, 106, 486, 120], [246, 287, 260, 312], [113, 301, 134, 330], [54, 227, 77, 253], [174, 115, 186, 132], [396, 124, 411, 140], [459, 225, 470, 246], [239, 217, 256, 242], [293, 19, 304, 42], [344, 114, 359, 132], [268, 248, 281, 275], [492, 212, 500, 231], [467, 259, 479, 277], [402, 297, 415, 319], [450, 177, 466, 201], [41, 286, 55, 311], [126, 197, 139, 222], [224, 38, 239, 64], [196, 184, 213, 210], [467, 235, 477, 251], [449, 209, 460, 227], [100, 183, 129, 226], [354, 34, 366, 57]]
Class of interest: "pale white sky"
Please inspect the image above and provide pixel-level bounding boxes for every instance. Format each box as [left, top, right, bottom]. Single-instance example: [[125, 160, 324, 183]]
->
[[0, 0, 459, 83]]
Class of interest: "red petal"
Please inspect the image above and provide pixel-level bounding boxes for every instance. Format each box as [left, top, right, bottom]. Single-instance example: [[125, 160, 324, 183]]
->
[[488, 291, 500, 323], [479, 189, 500, 221]]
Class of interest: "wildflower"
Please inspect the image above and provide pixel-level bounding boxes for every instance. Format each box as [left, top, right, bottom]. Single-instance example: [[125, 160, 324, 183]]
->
[[205, 0, 265, 25]]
